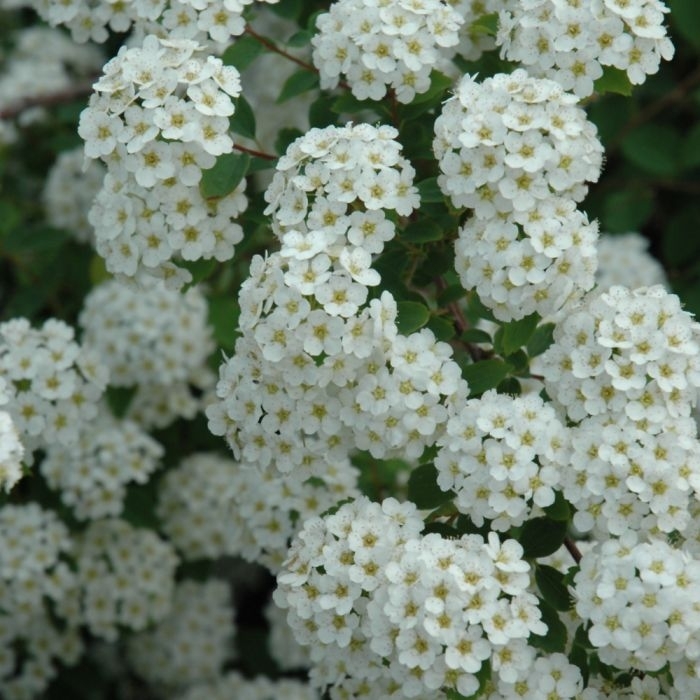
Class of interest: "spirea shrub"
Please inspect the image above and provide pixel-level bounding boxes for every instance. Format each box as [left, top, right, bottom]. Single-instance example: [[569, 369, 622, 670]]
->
[[0, 0, 695, 698]]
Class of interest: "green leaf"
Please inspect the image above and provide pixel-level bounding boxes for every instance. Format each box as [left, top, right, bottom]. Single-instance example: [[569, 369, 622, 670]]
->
[[602, 187, 654, 233], [462, 359, 512, 397], [277, 69, 319, 103], [229, 95, 256, 139], [467, 292, 497, 323], [529, 598, 568, 653], [461, 329, 492, 344], [410, 70, 453, 104], [536, 564, 574, 612], [471, 12, 498, 36], [221, 35, 264, 70], [497, 376, 521, 396], [200, 152, 250, 200], [331, 92, 375, 114], [593, 66, 633, 96], [668, 0, 700, 50], [499, 313, 540, 356], [519, 517, 568, 559], [402, 219, 445, 243], [621, 124, 682, 177], [527, 322, 556, 358], [309, 94, 337, 128], [208, 296, 240, 351], [2, 225, 69, 254], [269, 0, 302, 20], [543, 490, 571, 522], [426, 315, 455, 342], [407, 463, 454, 510], [179, 258, 218, 286], [437, 284, 466, 306], [105, 386, 136, 419], [396, 301, 431, 334], [416, 177, 444, 204], [287, 29, 312, 47]]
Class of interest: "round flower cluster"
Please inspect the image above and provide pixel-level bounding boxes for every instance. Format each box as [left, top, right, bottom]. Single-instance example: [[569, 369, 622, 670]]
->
[[79, 35, 246, 286], [532, 285, 700, 537], [311, 0, 463, 103], [80, 279, 215, 427], [434, 71, 602, 320], [74, 518, 178, 640], [43, 147, 106, 245], [174, 671, 320, 700], [435, 390, 570, 531], [158, 452, 359, 570], [26, 0, 279, 45], [497, 0, 675, 97], [210, 125, 465, 480], [0, 504, 82, 699], [0, 318, 109, 459], [574, 535, 700, 690], [0, 378, 24, 493], [596, 231, 668, 291], [40, 412, 163, 520], [128, 579, 236, 692], [275, 496, 559, 699]]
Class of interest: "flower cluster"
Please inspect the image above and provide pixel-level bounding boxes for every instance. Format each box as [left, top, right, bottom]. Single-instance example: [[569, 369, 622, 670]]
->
[[265, 598, 312, 671], [25, 0, 279, 45], [80, 279, 215, 427], [0, 504, 81, 699], [0, 318, 108, 460], [43, 148, 106, 245], [0, 378, 24, 493], [596, 231, 668, 291], [574, 535, 700, 693], [164, 451, 360, 570], [312, 0, 463, 103], [74, 518, 178, 640], [174, 672, 319, 700], [434, 71, 602, 320], [275, 496, 574, 698], [435, 390, 570, 531], [79, 35, 246, 286], [128, 579, 236, 692], [533, 285, 700, 536], [497, 0, 675, 97], [40, 411, 163, 520]]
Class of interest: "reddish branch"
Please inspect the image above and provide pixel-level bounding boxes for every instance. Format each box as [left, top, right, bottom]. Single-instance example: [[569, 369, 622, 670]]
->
[[0, 80, 96, 121], [564, 537, 583, 564]]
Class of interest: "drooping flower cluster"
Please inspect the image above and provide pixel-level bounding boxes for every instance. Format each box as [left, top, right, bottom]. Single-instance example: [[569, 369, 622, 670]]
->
[[497, 0, 675, 97], [79, 35, 246, 286], [128, 579, 236, 693], [73, 518, 178, 640], [312, 0, 463, 103], [434, 71, 602, 320], [159, 451, 360, 571], [43, 148, 106, 245], [574, 535, 700, 694], [0, 504, 82, 699], [40, 410, 163, 520], [0, 318, 108, 459], [533, 285, 700, 536], [435, 390, 570, 531], [210, 124, 466, 481], [80, 279, 215, 427], [275, 496, 576, 699]]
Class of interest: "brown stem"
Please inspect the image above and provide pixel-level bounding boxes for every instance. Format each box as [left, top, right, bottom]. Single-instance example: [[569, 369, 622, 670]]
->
[[244, 25, 317, 73], [564, 536, 582, 564], [233, 142, 276, 161], [0, 79, 96, 120]]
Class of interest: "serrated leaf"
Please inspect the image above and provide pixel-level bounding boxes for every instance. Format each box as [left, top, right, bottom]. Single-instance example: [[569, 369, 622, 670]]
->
[[536, 564, 574, 611], [467, 292, 497, 322], [593, 66, 633, 96], [519, 517, 568, 559], [221, 36, 264, 70], [463, 359, 512, 397], [402, 219, 444, 243], [277, 69, 319, 103], [229, 95, 256, 139], [529, 598, 568, 653], [407, 463, 454, 510], [499, 313, 540, 356], [396, 301, 431, 334], [527, 322, 556, 357], [200, 152, 250, 200], [622, 125, 682, 177], [416, 177, 444, 203], [543, 490, 571, 522]]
